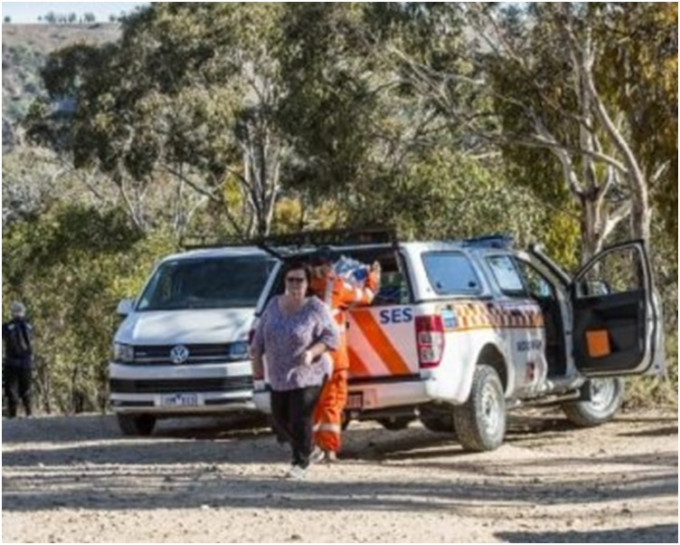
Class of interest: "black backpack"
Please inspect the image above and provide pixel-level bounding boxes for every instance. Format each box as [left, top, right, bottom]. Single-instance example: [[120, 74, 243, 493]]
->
[[7, 320, 32, 358]]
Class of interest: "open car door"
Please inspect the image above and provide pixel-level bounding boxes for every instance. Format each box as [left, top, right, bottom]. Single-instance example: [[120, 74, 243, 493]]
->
[[570, 240, 663, 377]]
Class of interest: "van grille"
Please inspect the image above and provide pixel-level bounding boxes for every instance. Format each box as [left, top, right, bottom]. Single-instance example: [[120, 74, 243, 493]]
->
[[109, 376, 253, 394], [129, 343, 245, 365]]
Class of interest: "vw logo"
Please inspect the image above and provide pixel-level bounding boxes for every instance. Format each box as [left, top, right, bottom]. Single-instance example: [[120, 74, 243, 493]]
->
[[170, 345, 190, 365]]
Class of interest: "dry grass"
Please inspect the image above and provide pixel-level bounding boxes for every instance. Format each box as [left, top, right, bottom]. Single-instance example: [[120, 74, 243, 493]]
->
[[2, 23, 120, 55]]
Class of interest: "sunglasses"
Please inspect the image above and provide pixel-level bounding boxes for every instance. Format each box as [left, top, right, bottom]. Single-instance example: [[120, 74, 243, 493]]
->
[[285, 276, 307, 284]]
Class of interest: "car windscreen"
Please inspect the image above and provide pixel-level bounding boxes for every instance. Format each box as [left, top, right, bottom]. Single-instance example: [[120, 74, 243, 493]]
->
[[136, 255, 275, 311]]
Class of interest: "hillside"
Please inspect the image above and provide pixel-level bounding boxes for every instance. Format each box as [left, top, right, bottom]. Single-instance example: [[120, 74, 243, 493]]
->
[[2, 23, 120, 144]]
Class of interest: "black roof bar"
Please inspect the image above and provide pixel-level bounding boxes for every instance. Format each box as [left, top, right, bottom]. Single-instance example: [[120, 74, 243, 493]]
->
[[179, 235, 286, 259], [179, 227, 398, 260], [256, 227, 397, 250]]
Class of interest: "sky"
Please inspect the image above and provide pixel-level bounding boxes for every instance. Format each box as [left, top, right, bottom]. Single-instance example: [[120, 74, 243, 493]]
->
[[2, 2, 149, 23]]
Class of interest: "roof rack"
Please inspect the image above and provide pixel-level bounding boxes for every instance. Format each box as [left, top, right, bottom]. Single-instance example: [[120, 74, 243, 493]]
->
[[257, 228, 397, 250], [180, 227, 398, 259], [463, 234, 514, 250], [179, 235, 253, 250], [179, 234, 287, 259]]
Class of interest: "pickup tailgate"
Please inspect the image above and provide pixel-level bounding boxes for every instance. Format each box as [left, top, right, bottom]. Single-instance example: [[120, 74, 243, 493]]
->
[[346, 306, 420, 379]]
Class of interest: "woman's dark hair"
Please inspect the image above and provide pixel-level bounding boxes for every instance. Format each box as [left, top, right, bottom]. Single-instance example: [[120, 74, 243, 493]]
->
[[283, 260, 312, 284]]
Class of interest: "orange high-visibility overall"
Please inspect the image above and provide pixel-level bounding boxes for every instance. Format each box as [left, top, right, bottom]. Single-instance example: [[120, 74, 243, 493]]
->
[[311, 269, 379, 453]]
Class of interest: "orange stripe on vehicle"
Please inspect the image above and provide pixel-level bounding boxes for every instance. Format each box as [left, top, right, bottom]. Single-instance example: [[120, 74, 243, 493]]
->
[[351, 311, 412, 376], [348, 345, 372, 377]]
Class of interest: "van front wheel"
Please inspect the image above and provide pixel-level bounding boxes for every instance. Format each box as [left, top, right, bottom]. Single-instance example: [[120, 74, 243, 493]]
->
[[117, 414, 156, 436], [453, 365, 506, 452]]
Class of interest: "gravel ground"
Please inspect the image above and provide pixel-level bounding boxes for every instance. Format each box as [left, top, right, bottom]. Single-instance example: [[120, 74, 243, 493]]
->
[[2, 408, 677, 543]]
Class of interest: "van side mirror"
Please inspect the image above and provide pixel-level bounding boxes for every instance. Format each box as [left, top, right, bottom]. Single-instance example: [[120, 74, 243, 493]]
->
[[116, 298, 134, 316]]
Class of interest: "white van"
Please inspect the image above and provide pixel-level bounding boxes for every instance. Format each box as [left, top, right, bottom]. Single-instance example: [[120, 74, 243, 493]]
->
[[109, 246, 276, 436]]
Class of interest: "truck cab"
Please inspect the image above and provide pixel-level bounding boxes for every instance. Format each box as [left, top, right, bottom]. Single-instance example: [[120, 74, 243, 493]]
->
[[252, 232, 664, 451], [109, 246, 276, 436]]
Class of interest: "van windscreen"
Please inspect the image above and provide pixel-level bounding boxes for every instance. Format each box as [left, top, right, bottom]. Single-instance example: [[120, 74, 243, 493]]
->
[[136, 256, 274, 311]]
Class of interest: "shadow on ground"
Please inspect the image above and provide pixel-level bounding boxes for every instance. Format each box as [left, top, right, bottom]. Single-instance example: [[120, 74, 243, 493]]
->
[[497, 524, 679, 543], [2, 410, 677, 514]]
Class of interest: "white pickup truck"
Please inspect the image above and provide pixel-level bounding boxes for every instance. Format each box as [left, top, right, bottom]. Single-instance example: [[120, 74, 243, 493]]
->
[[252, 233, 664, 451]]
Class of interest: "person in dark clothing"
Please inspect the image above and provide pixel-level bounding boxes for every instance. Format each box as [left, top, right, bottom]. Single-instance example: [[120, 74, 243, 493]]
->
[[3, 301, 34, 418]]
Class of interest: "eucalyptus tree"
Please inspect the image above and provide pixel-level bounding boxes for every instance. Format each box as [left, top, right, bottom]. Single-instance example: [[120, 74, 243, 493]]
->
[[385, 3, 676, 262], [276, 2, 507, 237], [27, 3, 292, 237], [483, 3, 675, 258]]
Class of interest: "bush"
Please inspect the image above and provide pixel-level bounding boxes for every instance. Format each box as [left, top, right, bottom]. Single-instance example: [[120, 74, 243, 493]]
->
[[3, 204, 176, 414], [624, 332, 678, 409]]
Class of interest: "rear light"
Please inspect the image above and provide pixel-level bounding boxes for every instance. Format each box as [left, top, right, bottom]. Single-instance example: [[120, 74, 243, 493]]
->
[[416, 315, 445, 368]]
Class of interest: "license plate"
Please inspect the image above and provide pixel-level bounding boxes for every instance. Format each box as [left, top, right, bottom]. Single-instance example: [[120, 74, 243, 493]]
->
[[161, 393, 199, 407], [345, 393, 363, 410]]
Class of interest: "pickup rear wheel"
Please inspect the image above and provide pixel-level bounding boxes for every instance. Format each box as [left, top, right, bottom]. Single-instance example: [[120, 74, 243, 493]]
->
[[377, 416, 413, 431], [561, 378, 625, 427], [117, 414, 156, 436], [453, 364, 506, 452]]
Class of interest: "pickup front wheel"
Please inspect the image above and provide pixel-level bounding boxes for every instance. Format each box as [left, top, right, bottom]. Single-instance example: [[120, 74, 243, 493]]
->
[[561, 378, 625, 427], [453, 365, 506, 452]]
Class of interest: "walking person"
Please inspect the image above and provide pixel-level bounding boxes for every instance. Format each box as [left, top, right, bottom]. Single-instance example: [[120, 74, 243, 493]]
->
[[309, 249, 381, 463], [3, 301, 34, 418], [250, 261, 338, 479]]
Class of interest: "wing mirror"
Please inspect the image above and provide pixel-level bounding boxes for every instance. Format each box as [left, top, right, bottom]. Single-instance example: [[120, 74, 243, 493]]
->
[[116, 298, 135, 316]]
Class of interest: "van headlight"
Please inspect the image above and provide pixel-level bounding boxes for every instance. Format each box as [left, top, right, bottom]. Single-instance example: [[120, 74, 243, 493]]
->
[[228, 341, 249, 361], [113, 343, 135, 363]]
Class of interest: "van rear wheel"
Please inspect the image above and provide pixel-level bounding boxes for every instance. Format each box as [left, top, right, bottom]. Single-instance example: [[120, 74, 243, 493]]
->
[[453, 364, 506, 452], [117, 414, 156, 436]]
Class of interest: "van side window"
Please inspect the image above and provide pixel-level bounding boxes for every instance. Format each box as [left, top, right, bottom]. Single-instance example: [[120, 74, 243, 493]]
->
[[486, 255, 526, 297], [422, 252, 481, 295]]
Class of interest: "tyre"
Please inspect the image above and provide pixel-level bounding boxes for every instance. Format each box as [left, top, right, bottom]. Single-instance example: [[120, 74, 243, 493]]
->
[[420, 412, 455, 433], [117, 414, 156, 436], [377, 416, 413, 431], [453, 364, 506, 452], [561, 377, 625, 427]]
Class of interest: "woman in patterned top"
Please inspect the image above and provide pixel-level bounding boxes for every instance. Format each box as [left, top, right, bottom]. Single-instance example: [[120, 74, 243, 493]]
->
[[251, 261, 338, 479]]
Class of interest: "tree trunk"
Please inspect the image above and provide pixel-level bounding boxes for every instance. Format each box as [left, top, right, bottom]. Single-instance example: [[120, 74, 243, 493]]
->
[[631, 189, 652, 244], [579, 193, 604, 264]]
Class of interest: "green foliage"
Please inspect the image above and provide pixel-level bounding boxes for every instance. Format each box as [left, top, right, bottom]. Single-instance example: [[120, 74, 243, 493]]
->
[[625, 332, 678, 409], [28, 3, 292, 236], [3, 205, 175, 413], [600, 3, 678, 249], [476, 3, 676, 261]]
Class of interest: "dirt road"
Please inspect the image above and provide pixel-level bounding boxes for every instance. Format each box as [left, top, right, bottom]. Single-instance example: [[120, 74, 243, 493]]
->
[[2, 408, 677, 543]]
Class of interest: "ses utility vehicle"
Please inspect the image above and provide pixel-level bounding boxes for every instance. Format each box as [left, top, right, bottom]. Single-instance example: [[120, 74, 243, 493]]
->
[[252, 231, 664, 451], [110, 246, 276, 436]]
